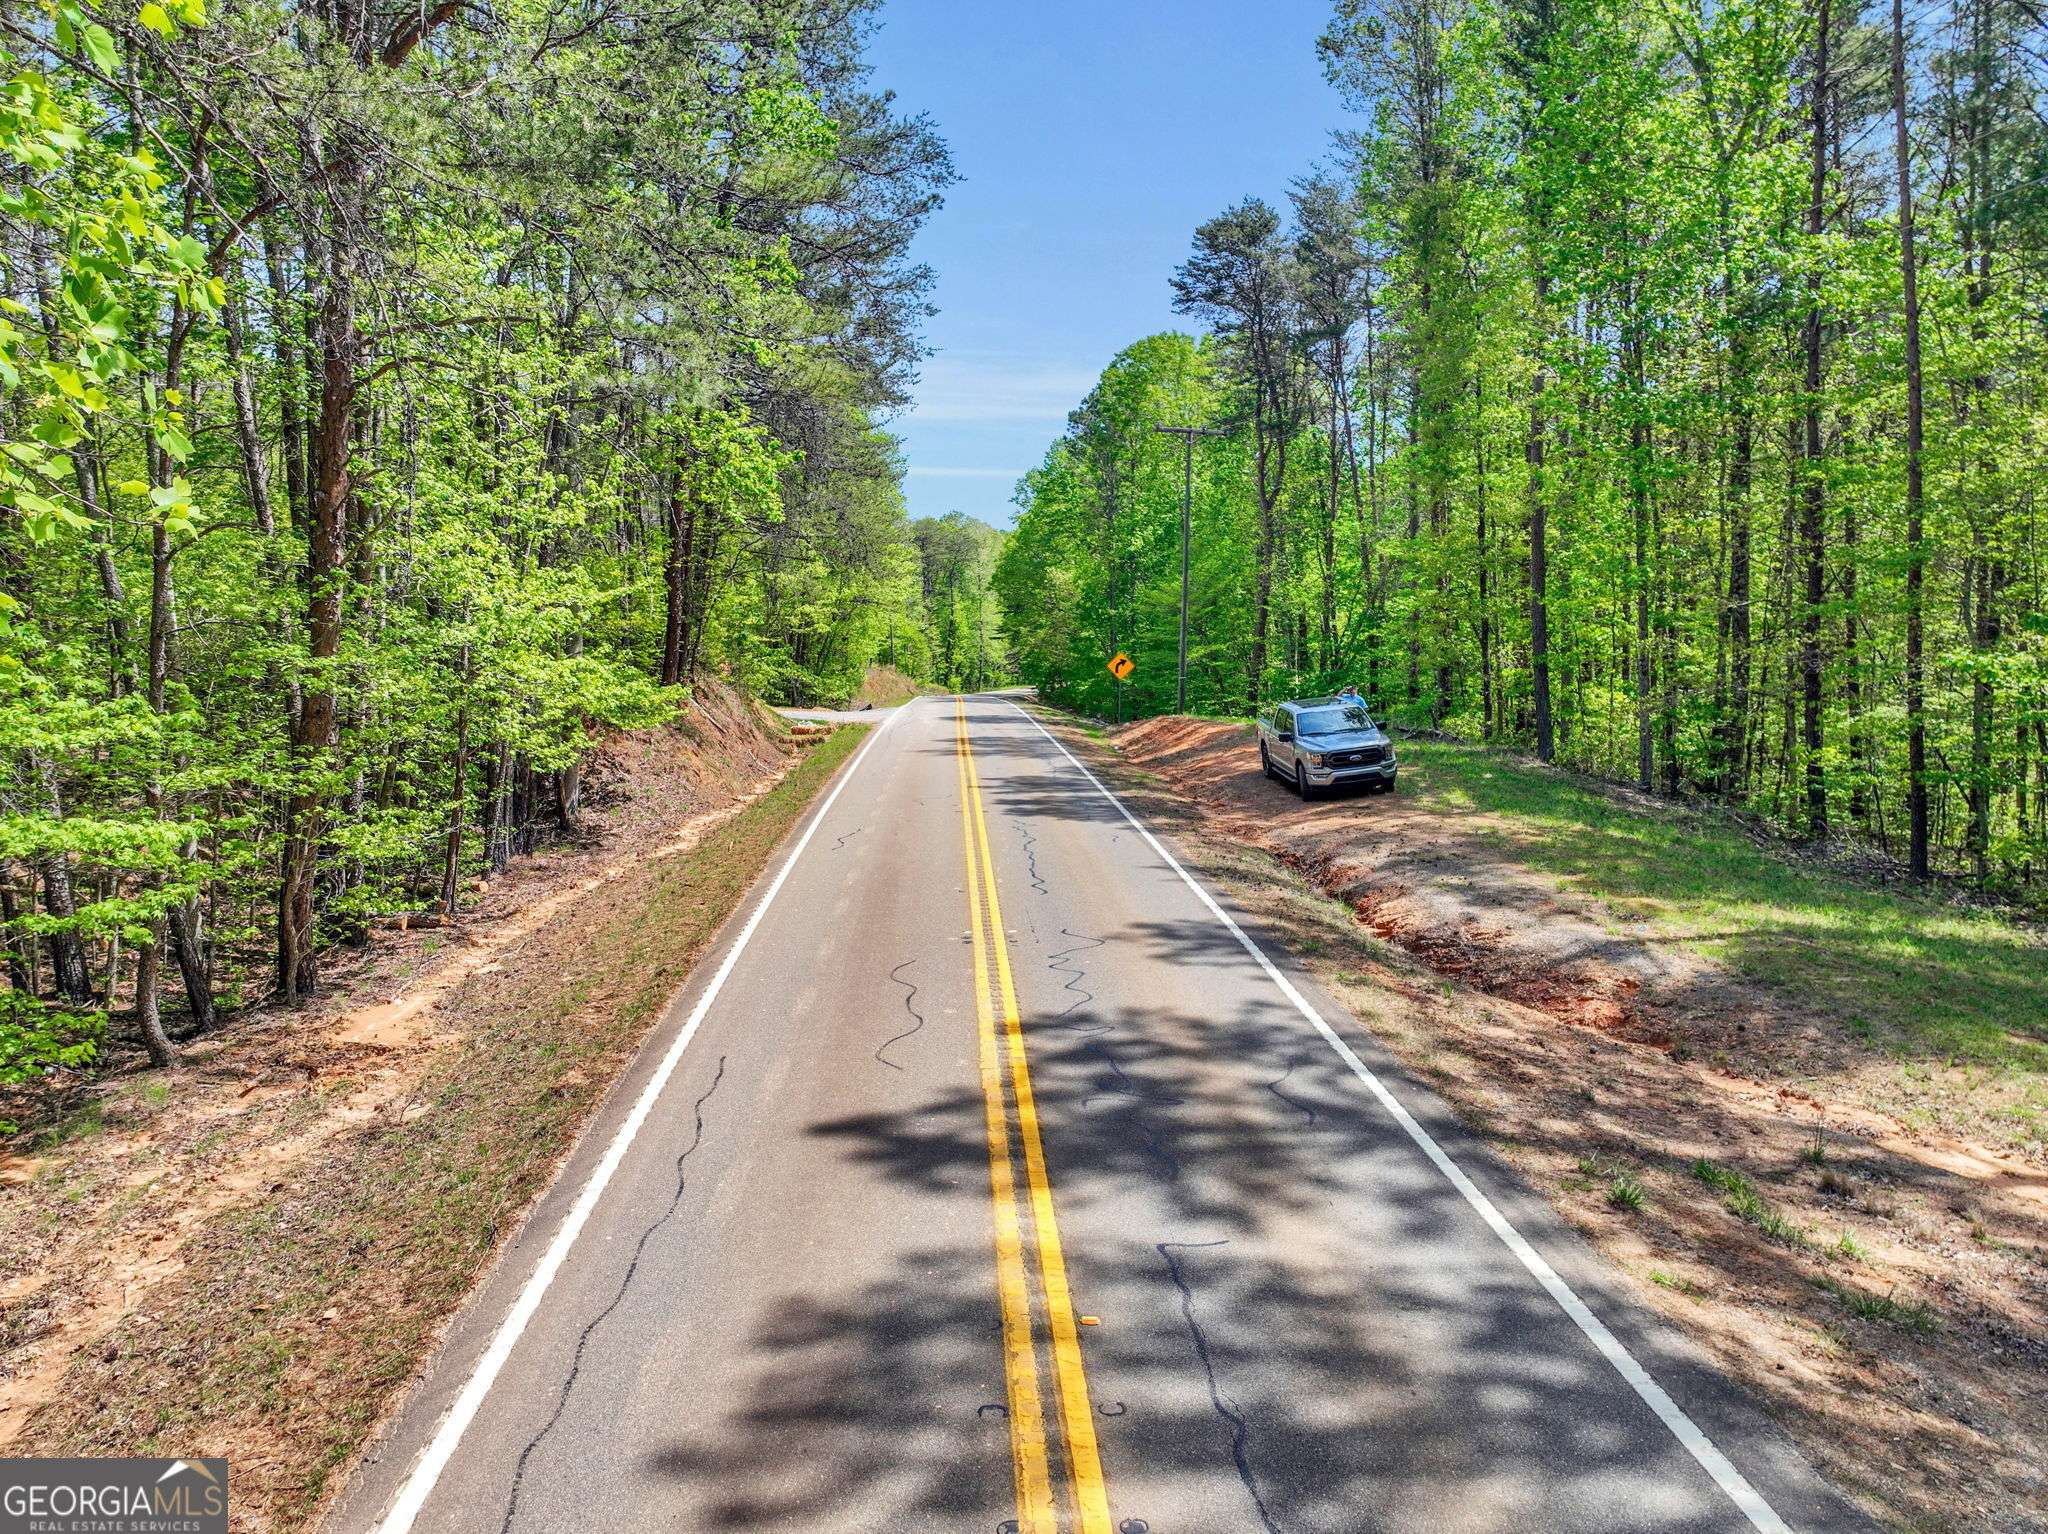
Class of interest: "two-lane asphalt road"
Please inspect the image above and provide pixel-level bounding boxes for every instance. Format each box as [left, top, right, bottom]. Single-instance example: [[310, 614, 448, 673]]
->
[[333, 695, 1871, 1534]]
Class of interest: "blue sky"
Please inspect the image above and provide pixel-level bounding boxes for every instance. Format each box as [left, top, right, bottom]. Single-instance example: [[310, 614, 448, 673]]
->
[[865, 0, 1345, 528]]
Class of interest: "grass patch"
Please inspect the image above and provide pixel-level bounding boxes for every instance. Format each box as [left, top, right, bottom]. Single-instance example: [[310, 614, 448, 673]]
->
[[1393, 739, 2047, 1087], [1568, 1153, 1646, 1211], [1692, 1158, 1809, 1248], [1565, 1152, 1611, 1191], [28, 1099, 105, 1151], [9, 726, 870, 1529], [1648, 1268, 1708, 1299], [1606, 1172, 1646, 1212], [1818, 1276, 1940, 1334]]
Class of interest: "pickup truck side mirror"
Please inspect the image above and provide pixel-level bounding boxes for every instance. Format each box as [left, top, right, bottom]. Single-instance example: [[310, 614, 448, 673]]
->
[[1277, 728, 1293, 741]]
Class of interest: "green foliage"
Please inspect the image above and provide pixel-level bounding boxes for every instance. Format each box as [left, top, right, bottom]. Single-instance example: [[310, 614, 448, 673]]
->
[[1000, 0, 2048, 900], [0, 0, 953, 1089], [0, 13, 217, 551], [996, 334, 1227, 715], [0, 987, 102, 1114]]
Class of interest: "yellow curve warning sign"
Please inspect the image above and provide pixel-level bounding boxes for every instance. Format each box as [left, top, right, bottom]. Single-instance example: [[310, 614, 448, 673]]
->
[[1107, 652, 1134, 681]]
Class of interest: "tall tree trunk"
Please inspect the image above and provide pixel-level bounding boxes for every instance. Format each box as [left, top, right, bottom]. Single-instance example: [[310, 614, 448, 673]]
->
[[1527, 271, 1554, 762], [32, 759, 93, 1006], [278, 166, 361, 1003], [71, 438, 134, 690], [33, 235, 134, 691], [1717, 327, 1755, 794], [1635, 502, 1652, 792], [1249, 380, 1279, 711], [1892, 0, 1930, 879], [1321, 353, 1340, 675], [1626, 313, 1652, 793], [132, 922, 177, 1069], [1657, 475, 1680, 797], [1404, 387, 1421, 708], [262, 222, 309, 533], [1, 881, 31, 994], [661, 473, 694, 687], [1327, 391, 1343, 671], [1475, 376, 1495, 736], [1250, 487, 1275, 711], [558, 630, 584, 827], [1800, 0, 1832, 838], [140, 503, 182, 1063], [1350, 287, 1384, 703], [168, 900, 211, 1032], [1967, 552, 1999, 876], [486, 739, 514, 873], [224, 276, 276, 537], [1960, 0, 1998, 880], [1844, 495, 1867, 823]]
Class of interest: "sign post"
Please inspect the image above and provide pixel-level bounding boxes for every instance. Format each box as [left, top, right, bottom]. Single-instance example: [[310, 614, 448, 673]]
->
[[1106, 652, 1134, 725]]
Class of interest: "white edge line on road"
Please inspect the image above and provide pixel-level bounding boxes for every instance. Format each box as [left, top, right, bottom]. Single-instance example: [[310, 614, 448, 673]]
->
[[373, 702, 909, 1534], [1007, 701, 1794, 1534]]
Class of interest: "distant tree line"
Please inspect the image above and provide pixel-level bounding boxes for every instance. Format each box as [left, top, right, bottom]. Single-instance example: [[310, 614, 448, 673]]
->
[[910, 512, 1010, 693], [998, 0, 2048, 898]]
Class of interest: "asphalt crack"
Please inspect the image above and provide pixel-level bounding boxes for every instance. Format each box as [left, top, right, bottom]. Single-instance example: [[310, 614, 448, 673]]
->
[[1158, 1239, 1284, 1534], [1263, 1056, 1319, 1127], [500, 1056, 728, 1534], [1081, 1039, 1181, 1183], [1082, 1039, 1183, 1111], [877, 959, 925, 1071], [1046, 928, 1110, 1034], [1016, 821, 1048, 894]]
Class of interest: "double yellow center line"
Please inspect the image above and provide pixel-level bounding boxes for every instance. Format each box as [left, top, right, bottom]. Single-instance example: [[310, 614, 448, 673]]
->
[[955, 699, 1114, 1534]]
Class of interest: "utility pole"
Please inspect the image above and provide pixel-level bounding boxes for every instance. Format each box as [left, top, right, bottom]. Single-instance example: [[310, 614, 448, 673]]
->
[[1153, 423, 1226, 714]]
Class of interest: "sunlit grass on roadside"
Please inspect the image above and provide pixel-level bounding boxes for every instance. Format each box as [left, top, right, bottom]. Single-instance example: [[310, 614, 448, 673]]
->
[[1394, 739, 2047, 1090], [1693, 1158, 1810, 1248]]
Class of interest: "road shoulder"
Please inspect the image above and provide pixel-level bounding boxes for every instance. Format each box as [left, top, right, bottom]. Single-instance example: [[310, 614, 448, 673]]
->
[[1024, 704, 1934, 1534], [0, 716, 868, 1533]]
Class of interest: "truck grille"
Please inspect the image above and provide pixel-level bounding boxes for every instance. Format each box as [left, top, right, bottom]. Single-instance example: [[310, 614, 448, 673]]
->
[[1333, 747, 1385, 767]]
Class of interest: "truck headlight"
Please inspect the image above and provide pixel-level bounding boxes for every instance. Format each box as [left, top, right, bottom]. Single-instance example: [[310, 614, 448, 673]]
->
[[1306, 752, 1325, 766]]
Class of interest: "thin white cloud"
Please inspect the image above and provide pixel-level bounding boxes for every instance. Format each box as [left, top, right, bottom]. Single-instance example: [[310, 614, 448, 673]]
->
[[905, 466, 1027, 479], [907, 353, 1097, 424]]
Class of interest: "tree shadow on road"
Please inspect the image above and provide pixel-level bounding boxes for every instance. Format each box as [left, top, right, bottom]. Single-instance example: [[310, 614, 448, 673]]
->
[[634, 990, 1856, 1533]]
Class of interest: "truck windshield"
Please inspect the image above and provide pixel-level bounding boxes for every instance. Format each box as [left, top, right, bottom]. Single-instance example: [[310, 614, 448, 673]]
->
[[1297, 705, 1374, 736]]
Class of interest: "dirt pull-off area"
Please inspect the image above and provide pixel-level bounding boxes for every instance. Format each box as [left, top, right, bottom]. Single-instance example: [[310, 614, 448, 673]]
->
[[0, 682, 856, 1530], [1099, 713, 2047, 1534]]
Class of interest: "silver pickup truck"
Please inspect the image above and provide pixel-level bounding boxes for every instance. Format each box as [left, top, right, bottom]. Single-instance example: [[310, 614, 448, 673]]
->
[[1257, 697, 1399, 798]]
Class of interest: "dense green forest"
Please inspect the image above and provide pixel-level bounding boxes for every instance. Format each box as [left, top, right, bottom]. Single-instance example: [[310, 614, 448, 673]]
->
[[998, 0, 2048, 895], [0, 0, 1010, 1083]]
